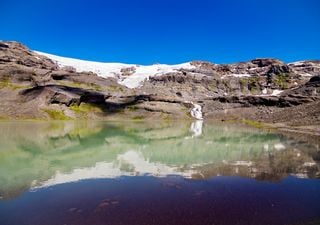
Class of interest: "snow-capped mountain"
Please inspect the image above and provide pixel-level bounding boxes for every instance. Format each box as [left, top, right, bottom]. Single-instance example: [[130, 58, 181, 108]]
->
[[34, 51, 195, 88]]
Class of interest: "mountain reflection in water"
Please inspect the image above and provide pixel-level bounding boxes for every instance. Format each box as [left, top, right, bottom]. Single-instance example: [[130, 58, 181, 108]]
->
[[0, 121, 319, 225]]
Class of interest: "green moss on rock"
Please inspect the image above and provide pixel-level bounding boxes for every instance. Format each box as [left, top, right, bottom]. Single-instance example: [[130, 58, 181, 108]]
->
[[274, 73, 290, 89], [43, 109, 72, 120]]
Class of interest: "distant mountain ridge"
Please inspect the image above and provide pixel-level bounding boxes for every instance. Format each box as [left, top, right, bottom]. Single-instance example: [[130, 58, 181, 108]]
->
[[34, 49, 320, 89]]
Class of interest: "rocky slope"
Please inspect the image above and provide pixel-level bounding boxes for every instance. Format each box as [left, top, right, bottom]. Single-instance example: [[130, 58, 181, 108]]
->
[[0, 41, 319, 134]]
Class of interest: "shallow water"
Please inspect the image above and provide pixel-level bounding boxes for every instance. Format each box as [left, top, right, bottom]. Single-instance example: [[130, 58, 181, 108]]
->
[[0, 121, 319, 225]]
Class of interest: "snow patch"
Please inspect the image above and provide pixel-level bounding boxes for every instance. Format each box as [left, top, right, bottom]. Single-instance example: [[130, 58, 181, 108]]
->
[[271, 89, 283, 96], [262, 88, 268, 95], [228, 73, 251, 78], [119, 63, 194, 88], [34, 51, 129, 78], [34, 51, 195, 89], [288, 61, 304, 66]]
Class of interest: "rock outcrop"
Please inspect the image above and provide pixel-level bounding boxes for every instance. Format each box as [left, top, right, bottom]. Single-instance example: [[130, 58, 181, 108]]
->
[[0, 41, 319, 130]]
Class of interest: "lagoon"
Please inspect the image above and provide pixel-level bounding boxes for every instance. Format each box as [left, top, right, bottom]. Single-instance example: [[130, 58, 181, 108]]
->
[[0, 121, 319, 225]]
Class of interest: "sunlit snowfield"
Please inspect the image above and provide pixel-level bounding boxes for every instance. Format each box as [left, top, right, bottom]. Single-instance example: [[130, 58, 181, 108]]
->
[[0, 121, 319, 225]]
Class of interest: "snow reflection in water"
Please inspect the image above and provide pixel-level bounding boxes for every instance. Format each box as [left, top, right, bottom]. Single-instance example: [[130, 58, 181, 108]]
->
[[0, 121, 320, 225]]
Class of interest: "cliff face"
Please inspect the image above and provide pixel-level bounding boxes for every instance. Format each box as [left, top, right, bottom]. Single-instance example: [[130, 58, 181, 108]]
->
[[0, 41, 319, 129]]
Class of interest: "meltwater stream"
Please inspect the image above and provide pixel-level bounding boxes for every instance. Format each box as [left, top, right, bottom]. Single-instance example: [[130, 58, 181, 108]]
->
[[0, 121, 319, 225]]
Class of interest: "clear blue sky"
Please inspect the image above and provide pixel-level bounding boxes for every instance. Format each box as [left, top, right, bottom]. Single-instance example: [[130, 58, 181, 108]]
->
[[1, 0, 319, 64]]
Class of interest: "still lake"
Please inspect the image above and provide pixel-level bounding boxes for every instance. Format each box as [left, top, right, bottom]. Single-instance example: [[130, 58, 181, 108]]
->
[[0, 121, 319, 225]]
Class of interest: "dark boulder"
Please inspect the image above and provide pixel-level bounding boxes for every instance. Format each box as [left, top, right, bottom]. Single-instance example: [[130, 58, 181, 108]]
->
[[267, 64, 291, 75], [251, 58, 284, 67], [0, 43, 9, 49]]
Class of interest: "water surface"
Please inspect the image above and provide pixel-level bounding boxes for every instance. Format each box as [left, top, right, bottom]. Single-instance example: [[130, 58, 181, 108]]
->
[[0, 121, 319, 225]]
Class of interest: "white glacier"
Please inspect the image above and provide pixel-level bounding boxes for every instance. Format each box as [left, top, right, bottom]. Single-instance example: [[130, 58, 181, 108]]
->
[[34, 51, 195, 89]]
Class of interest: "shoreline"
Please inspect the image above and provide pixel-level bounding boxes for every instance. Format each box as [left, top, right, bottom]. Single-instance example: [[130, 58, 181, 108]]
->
[[0, 117, 319, 145]]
